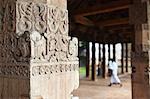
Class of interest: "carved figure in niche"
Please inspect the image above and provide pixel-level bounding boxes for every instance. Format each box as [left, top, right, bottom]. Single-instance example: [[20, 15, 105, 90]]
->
[[47, 35, 58, 62], [4, 1, 16, 32], [58, 36, 69, 61], [68, 37, 78, 60], [31, 31, 46, 61], [13, 31, 30, 62]]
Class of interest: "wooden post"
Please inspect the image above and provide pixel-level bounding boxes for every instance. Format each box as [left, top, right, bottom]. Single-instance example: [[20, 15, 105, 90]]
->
[[108, 43, 111, 60], [113, 44, 116, 61], [98, 44, 101, 76], [121, 43, 124, 74], [86, 42, 90, 77], [91, 42, 96, 81], [78, 40, 80, 68], [102, 44, 106, 78], [130, 1, 150, 98], [99, 44, 101, 61], [125, 43, 128, 72]]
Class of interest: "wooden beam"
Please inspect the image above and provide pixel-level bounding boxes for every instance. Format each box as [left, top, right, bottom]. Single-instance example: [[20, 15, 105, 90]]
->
[[96, 17, 129, 27], [104, 24, 133, 31], [74, 0, 131, 16], [71, 31, 132, 44], [75, 16, 94, 26]]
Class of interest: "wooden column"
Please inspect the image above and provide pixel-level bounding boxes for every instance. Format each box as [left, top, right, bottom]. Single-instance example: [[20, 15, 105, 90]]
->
[[91, 42, 96, 81], [113, 44, 116, 61], [108, 44, 111, 60], [125, 43, 128, 72], [121, 43, 124, 74], [86, 42, 90, 78], [98, 44, 101, 76], [130, 1, 150, 99], [99, 44, 101, 61], [102, 44, 106, 78]]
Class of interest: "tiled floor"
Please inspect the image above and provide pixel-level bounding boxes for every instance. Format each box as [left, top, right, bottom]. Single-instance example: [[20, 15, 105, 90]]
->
[[72, 74, 132, 99]]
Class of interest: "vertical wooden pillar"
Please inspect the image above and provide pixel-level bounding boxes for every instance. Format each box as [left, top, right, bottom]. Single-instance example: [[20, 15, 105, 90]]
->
[[92, 42, 96, 81], [121, 43, 124, 74], [86, 42, 90, 78], [126, 43, 128, 72], [108, 43, 111, 60], [102, 44, 106, 78], [113, 44, 116, 61], [99, 44, 101, 61], [130, 1, 150, 99], [78, 40, 80, 67], [98, 44, 101, 76]]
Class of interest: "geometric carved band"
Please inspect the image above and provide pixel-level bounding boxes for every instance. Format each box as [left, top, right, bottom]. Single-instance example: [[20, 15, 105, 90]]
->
[[0, 63, 79, 78], [32, 63, 79, 77], [0, 64, 30, 78]]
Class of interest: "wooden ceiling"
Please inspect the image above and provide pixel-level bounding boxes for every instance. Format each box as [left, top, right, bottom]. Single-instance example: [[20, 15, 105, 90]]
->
[[67, 0, 134, 43]]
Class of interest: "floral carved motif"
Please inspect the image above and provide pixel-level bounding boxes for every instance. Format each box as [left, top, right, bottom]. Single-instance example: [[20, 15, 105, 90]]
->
[[16, 2, 33, 35], [33, 3, 47, 33], [48, 6, 68, 35]]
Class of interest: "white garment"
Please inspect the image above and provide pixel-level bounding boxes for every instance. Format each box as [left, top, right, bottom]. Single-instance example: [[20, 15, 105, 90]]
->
[[108, 61, 113, 70], [110, 61, 121, 84]]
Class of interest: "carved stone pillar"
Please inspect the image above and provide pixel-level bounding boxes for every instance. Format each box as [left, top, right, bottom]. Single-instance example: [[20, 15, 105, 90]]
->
[[0, 0, 79, 99], [129, 0, 150, 99]]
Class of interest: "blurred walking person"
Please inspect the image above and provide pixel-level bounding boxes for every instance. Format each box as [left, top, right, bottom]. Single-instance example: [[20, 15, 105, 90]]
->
[[108, 59, 122, 87]]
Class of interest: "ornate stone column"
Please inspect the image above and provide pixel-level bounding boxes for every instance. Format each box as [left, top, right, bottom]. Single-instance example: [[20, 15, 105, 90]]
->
[[0, 0, 79, 99]]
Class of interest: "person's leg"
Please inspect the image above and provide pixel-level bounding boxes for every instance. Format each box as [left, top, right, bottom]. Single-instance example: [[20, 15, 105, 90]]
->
[[113, 74, 122, 87], [108, 75, 115, 86]]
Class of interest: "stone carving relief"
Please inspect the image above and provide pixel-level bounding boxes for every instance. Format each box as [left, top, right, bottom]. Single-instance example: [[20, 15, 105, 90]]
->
[[1, 32, 30, 63], [0, 64, 30, 78], [33, 3, 47, 33], [31, 31, 46, 61], [46, 34, 70, 62], [68, 38, 78, 61], [0, 1, 31, 64], [32, 64, 79, 76], [0, 1, 79, 78], [16, 1, 33, 36], [0, 1, 5, 33], [0, 0, 16, 33], [48, 6, 68, 35]]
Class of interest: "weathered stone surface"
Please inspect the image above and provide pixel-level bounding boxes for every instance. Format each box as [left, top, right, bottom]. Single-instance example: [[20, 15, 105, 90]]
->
[[0, 0, 79, 99]]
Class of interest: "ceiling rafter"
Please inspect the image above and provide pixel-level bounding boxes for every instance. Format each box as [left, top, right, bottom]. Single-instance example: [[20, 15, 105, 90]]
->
[[74, 0, 131, 16]]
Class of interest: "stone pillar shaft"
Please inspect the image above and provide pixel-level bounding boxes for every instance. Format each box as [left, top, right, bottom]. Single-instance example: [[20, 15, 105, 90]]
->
[[0, 0, 79, 99]]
